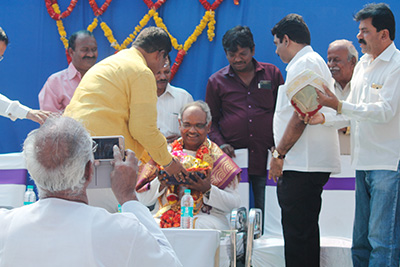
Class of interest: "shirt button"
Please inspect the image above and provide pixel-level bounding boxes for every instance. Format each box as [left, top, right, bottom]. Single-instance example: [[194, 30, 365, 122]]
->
[[251, 150, 254, 153], [248, 92, 251, 95], [248, 105, 252, 109], [250, 134, 253, 137], [249, 119, 252, 123]]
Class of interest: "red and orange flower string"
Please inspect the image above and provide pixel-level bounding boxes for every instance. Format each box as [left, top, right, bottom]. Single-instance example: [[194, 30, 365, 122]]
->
[[46, 0, 239, 77]]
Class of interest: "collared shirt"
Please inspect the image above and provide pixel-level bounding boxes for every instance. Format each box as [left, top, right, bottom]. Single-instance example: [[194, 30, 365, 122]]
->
[[206, 59, 284, 176], [334, 80, 351, 101], [274, 46, 340, 173], [39, 63, 82, 113], [64, 47, 172, 166], [342, 42, 400, 171], [0, 94, 30, 121], [157, 83, 193, 137], [0, 198, 182, 266]]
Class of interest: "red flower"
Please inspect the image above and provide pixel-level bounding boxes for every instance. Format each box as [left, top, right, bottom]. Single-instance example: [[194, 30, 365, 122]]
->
[[160, 209, 181, 228]]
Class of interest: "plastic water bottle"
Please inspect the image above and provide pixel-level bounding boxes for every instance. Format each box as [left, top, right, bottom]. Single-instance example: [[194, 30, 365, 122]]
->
[[24, 185, 37, 205], [180, 189, 194, 229]]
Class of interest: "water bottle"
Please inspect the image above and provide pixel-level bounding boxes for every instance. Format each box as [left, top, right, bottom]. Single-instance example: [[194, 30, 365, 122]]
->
[[180, 189, 194, 229], [24, 185, 37, 205]]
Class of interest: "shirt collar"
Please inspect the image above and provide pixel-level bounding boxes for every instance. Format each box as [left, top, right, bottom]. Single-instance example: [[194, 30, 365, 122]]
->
[[286, 45, 313, 72], [361, 42, 396, 64], [159, 83, 175, 98], [223, 58, 263, 77], [68, 63, 81, 80]]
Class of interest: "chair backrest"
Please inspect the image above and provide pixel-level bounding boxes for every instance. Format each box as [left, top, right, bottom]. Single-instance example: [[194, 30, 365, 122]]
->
[[0, 152, 28, 208]]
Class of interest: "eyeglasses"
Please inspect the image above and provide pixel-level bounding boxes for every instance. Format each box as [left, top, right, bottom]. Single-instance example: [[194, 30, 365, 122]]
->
[[181, 122, 208, 130]]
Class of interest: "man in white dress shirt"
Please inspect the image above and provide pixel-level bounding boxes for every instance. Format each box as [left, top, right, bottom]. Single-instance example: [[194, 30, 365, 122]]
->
[[314, 3, 400, 266], [0, 116, 182, 267], [156, 55, 193, 143], [269, 14, 340, 267]]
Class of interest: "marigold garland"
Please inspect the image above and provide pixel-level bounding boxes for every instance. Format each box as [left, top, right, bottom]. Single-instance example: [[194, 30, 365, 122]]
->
[[87, 17, 99, 32], [52, 3, 68, 49], [100, 22, 120, 50], [46, 0, 235, 78]]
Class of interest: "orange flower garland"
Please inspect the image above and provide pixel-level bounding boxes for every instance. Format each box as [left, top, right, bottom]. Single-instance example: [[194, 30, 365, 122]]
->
[[45, 0, 238, 77], [89, 0, 113, 16], [45, 0, 78, 20]]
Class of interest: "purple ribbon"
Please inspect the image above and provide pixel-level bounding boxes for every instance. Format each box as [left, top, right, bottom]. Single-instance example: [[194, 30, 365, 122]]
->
[[0, 169, 27, 184], [240, 168, 355, 191]]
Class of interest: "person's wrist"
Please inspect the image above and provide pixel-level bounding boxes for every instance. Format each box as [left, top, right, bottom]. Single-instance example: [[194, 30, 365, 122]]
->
[[203, 186, 212, 197], [163, 158, 174, 168]]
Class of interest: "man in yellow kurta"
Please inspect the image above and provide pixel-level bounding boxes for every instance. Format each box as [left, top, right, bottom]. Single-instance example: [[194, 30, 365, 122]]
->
[[64, 27, 186, 211]]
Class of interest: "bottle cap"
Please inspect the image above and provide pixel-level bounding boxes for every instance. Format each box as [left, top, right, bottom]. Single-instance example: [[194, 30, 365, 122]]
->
[[184, 189, 191, 194], [27, 185, 34, 190]]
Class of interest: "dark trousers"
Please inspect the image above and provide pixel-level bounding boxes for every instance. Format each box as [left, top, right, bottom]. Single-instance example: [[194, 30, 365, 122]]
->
[[277, 171, 329, 267], [249, 174, 266, 229]]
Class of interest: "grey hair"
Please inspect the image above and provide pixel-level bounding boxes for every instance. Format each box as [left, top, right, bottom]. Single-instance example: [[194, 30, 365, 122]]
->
[[23, 117, 94, 198], [178, 100, 212, 124], [329, 39, 359, 62]]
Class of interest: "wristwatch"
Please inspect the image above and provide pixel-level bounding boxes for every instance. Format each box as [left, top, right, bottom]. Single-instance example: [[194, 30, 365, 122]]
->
[[272, 149, 285, 159]]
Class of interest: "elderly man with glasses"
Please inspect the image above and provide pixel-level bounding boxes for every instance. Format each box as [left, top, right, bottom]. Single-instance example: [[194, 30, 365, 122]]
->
[[136, 101, 241, 230]]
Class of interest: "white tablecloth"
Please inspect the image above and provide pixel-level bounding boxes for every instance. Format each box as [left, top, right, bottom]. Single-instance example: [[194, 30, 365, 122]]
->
[[161, 229, 221, 267]]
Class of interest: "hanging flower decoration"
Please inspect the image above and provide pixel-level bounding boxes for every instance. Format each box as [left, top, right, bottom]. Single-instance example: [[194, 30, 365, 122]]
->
[[45, 0, 78, 20], [119, 9, 155, 50], [143, 0, 166, 10], [153, 11, 183, 51], [100, 22, 121, 50], [89, 0, 113, 16], [50, 2, 71, 63], [87, 17, 99, 32], [45, 0, 239, 78]]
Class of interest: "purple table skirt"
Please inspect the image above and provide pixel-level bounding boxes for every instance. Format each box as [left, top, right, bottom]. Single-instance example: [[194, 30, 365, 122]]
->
[[239, 168, 355, 191], [0, 169, 27, 185]]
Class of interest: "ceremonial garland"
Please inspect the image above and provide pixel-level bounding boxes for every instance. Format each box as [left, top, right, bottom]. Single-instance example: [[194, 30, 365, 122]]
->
[[45, 0, 240, 78]]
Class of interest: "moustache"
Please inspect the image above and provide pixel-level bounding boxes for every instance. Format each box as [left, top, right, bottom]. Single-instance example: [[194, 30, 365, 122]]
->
[[83, 56, 96, 60], [358, 39, 367, 45], [157, 79, 168, 83], [330, 67, 340, 72]]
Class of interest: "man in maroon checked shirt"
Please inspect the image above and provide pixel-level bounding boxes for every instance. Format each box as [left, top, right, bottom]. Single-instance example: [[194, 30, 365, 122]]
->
[[205, 25, 284, 227]]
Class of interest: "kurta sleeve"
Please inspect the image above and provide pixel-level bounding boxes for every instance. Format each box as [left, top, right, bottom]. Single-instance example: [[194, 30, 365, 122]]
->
[[129, 71, 173, 166], [0, 93, 30, 121]]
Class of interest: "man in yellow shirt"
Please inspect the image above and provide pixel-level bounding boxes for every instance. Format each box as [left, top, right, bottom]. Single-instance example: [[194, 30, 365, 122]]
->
[[65, 27, 186, 211]]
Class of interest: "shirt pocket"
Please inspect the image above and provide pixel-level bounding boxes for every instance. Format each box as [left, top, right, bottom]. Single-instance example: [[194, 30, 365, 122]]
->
[[369, 83, 383, 102]]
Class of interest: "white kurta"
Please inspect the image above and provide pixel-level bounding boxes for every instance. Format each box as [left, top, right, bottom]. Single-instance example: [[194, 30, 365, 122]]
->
[[157, 84, 193, 137], [0, 93, 30, 121], [273, 46, 341, 173], [0, 198, 182, 267]]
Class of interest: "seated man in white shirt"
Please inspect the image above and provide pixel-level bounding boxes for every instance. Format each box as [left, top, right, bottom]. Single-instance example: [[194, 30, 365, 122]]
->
[[136, 101, 241, 230], [156, 55, 193, 143], [0, 117, 182, 267]]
